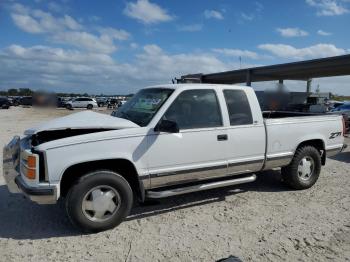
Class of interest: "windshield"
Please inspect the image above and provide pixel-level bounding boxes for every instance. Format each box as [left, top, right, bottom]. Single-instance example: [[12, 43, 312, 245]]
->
[[114, 88, 174, 126]]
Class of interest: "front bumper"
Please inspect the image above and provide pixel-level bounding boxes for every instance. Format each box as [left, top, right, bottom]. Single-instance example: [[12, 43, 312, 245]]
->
[[3, 136, 57, 204]]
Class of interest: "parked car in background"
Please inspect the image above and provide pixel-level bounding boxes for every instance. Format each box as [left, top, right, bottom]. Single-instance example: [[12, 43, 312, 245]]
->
[[0, 97, 10, 109], [118, 100, 128, 107], [7, 97, 20, 106], [66, 97, 98, 110], [330, 103, 350, 113], [329, 103, 350, 135], [96, 97, 108, 107], [327, 100, 344, 111], [57, 97, 67, 108], [19, 96, 33, 106], [107, 98, 118, 109]]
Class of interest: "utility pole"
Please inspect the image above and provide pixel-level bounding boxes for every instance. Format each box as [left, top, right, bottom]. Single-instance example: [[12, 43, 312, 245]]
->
[[306, 79, 312, 94]]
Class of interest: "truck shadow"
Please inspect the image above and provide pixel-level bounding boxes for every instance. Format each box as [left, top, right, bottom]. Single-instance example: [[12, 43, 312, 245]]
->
[[329, 151, 350, 164], [0, 170, 289, 240], [0, 185, 79, 240], [128, 170, 288, 221]]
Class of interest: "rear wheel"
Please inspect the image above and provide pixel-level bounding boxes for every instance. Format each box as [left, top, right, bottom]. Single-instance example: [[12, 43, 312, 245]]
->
[[281, 146, 321, 190], [65, 170, 133, 232]]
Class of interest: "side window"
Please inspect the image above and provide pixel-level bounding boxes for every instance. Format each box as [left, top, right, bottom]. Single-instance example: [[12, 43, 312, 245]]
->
[[164, 89, 222, 130], [223, 90, 253, 126], [75, 98, 82, 102]]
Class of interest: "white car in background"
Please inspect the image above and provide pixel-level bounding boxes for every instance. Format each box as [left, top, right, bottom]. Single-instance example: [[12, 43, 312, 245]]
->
[[66, 97, 98, 110]]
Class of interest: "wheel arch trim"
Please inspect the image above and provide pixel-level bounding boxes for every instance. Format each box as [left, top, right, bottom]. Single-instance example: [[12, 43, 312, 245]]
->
[[59, 158, 147, 202]]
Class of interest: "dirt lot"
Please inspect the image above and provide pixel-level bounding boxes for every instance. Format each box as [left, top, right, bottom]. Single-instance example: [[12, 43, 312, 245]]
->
[[0, 107, 349, 262]]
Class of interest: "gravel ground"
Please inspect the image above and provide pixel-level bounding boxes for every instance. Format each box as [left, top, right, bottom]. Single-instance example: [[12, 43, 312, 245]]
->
[[0, 107, 349, 262]]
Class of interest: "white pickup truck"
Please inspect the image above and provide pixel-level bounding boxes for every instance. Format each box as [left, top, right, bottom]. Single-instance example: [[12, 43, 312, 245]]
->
[[3, 84, 346, 232]]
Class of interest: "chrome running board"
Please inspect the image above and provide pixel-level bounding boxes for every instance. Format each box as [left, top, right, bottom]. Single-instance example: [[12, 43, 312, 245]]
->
[[146, 174, 256, 199]]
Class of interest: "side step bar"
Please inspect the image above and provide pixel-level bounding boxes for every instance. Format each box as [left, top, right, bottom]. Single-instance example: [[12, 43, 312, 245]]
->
[[146, 174, 256, 199]]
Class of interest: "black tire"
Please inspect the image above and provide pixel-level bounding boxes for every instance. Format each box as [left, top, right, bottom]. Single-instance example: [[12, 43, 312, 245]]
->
[[281, 146, 321, 190], [66, 104, 73, 110], [87, 104, 93, 110], [65, 170, 133, 232]]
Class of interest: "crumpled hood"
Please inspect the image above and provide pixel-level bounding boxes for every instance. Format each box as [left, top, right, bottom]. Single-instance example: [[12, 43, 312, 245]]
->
[[24, 111, 139, 135]]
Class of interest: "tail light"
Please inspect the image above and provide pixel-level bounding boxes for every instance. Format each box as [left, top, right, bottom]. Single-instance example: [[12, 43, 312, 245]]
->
[[342, 114, 348, 137]]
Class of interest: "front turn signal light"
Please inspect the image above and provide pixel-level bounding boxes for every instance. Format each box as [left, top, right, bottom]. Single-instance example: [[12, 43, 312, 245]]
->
[[27, 168, 36, 179], [27, 155, 36, 169], [26, 155, 36, 179]]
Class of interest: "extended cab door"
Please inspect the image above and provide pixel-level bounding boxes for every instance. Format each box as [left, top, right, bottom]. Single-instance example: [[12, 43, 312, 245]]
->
[[146, 89, 229, 188], [221, 88, 266, 174]]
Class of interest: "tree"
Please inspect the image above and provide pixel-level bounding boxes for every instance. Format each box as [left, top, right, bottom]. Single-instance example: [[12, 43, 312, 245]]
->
[[7, 88, 18, 96]]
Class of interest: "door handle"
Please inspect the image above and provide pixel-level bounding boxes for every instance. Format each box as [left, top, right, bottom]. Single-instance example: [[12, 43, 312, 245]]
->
[[217, 134, 228, 141]]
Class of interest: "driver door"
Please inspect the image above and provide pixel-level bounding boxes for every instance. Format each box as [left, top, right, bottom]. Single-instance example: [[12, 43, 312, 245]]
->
[[146, 89, 229, 188]]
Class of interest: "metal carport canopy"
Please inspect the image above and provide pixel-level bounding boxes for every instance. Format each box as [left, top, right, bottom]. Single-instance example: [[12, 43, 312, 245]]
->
[[180, 54, 350, 84]]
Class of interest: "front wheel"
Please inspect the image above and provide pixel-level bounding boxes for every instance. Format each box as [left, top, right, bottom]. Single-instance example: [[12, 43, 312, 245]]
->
[[87, 104, 93, 110], [65, 170, 133, 232], [281, 146, 321, 190]]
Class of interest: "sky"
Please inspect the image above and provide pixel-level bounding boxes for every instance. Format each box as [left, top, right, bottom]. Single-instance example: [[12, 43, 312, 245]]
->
[[0, 0, 349, 95]]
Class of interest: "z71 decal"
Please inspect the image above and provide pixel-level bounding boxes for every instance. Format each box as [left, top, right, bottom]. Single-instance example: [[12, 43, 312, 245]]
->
[[329, 132, 342, 139]]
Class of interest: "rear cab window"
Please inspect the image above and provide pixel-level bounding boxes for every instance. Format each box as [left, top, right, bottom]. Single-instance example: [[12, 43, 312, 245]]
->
[[223, 89, 253, 126]]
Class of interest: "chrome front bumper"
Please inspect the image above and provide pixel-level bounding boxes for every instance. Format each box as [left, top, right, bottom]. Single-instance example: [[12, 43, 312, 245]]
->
[[3, 136, 21, 193], [2, 136, 57, 204]]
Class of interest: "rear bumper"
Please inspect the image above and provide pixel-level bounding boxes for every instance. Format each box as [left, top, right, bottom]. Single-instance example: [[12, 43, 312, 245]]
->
[[3, 136, 57, 204]]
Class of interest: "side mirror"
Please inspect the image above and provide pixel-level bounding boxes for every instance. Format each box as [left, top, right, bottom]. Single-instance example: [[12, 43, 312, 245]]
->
[[154, 119, 179, 133]]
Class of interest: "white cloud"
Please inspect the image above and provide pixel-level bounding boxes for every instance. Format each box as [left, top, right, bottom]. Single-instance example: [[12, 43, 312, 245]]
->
[[306, 0, 349, 16], [130, 43, 139, 49], [277, 27, 309, 37], [47, 2, 64, 13], [10, 4, 130, 54], [11, 5, 83, 33], [204, 10, 224, 20], [258, 43, 347, 59], [317, 29, 332, 35], [212, 48, 259, 59], [51, 31, 117, 54], [89, 15, 101, 22], [124, 0, 173, 24], [62, 14, 82, 30], [1, 44, 350, 95], [5, 45, 114, 64], [177, 24, 203, 32], [11, 13, 44, 33], [97, 27, 130, 41], [0, 44, 236, 93], [241, 12, 254, 21]]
